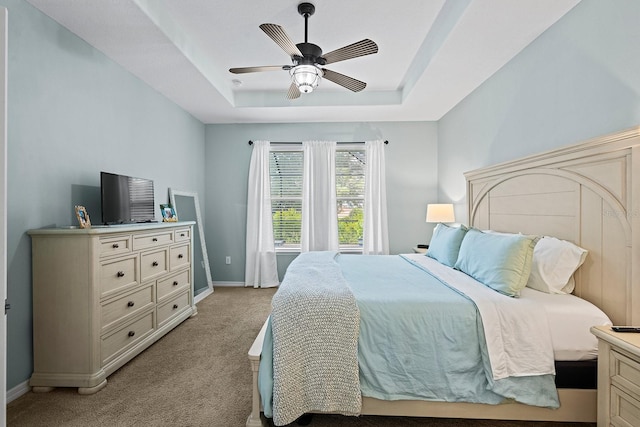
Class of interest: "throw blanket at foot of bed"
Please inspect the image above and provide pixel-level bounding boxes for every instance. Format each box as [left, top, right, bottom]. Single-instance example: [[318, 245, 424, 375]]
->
[[269, 251, 361, 426]]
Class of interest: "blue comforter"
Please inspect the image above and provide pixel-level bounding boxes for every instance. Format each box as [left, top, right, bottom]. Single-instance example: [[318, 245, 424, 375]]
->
[[259, 254, 558, 418]]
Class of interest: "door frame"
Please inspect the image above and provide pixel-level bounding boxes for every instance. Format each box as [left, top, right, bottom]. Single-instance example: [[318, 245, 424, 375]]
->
[[1, 6, 8, 422]]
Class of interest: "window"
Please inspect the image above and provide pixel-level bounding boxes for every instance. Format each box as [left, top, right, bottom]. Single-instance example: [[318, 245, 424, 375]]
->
[[336, 149, 365, 250], [270, 150, 303, 250], [269, 147, 366, 252]]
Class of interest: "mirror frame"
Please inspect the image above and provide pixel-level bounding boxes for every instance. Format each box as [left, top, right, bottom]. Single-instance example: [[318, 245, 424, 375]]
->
[[169, 188, 213, 303]]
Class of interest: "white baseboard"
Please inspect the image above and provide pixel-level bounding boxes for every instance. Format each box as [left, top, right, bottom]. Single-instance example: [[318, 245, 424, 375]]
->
[[7, 380, 30, 403], [212, 281, 245, 287]]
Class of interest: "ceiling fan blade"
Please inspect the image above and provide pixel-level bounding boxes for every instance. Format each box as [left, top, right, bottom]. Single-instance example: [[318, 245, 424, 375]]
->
[[322, 39, 378, 65], [229, 65, 290, 74], [259, 23, 303, 58], [322, 68, 366, 92], [287, 82, 301, 99]]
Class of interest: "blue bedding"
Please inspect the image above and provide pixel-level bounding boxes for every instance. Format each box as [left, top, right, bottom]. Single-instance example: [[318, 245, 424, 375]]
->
[[259, 254, 559, 418]]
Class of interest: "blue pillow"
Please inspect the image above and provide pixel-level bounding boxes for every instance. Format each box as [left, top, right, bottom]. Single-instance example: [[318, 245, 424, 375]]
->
[[426, 223, 468, 267], [454, 228, 539, 297]]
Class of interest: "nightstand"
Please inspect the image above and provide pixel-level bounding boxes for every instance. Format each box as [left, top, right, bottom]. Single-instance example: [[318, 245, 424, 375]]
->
[[590, 325, 640, 427], [412, 246, 428, 254]]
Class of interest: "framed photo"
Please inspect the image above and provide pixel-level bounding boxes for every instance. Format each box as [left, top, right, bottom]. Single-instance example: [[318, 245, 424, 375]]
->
[[160, 204, 178, 222], [75, 205, 91, 229]]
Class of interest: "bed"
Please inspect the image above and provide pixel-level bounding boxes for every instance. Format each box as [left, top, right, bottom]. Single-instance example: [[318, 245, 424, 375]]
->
[[246, 126, 640, 426]]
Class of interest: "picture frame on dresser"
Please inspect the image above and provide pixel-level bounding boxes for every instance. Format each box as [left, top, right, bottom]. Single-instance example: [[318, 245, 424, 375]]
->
[[160, 204, 178, 222], [74, 205, 91, 228]]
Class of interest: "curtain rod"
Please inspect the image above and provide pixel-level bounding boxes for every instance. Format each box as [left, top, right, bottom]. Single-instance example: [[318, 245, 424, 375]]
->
[[248, 140, 388, 146]]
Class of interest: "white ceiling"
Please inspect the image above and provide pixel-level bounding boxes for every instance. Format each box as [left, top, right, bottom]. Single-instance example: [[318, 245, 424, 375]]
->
[[25, 0, 580, 124]]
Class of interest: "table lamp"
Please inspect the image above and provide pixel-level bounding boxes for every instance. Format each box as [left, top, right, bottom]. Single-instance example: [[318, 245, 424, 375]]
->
[[426, 203, 455, 224]]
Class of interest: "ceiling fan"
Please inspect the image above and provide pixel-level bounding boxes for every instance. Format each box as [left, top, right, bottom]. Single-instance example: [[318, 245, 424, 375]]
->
[[229, 2, 378, 99]]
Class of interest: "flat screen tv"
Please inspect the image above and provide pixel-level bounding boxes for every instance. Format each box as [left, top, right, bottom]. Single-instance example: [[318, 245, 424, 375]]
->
[[101, 171, 155, 224]]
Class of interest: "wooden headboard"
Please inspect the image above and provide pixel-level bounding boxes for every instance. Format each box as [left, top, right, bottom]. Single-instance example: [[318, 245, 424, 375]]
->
[[465, 127, 640, 326]]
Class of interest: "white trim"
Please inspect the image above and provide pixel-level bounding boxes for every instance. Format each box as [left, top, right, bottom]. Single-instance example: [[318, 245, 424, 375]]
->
[[1, 7, 7, 419], [213, 281, 246, 287], [6, 380, 30, 404]]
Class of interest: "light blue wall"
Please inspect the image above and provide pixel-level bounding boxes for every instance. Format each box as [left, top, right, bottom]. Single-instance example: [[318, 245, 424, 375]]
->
[[438, 0, 640, 222], [204, 122, 438, 282], [4, 0, 206, 389]]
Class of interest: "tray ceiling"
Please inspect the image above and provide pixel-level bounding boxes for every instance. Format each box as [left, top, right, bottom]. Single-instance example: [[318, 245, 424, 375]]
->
[[25, 0, 580, 124]]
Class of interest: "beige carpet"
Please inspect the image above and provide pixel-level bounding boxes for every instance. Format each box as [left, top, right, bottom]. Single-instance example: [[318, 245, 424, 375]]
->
[[7, 287, 594, 427]]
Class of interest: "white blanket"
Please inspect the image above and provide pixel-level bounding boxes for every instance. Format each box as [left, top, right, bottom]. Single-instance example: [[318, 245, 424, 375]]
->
[[270, 251, 361, 426], [402, 254, 555, 380]]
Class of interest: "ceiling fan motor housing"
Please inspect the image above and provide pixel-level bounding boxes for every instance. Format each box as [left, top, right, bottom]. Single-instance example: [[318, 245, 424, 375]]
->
[[294, 42, 325, 66]]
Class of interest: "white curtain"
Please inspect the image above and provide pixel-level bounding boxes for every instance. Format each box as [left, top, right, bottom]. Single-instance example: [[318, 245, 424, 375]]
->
[[245, 140, 279, 288], [363, 140, 389, 255], [301, 140, 339, 252]]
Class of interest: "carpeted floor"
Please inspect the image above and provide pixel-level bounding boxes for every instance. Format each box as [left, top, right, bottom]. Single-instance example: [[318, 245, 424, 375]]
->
[[7, 287, 595, 427]]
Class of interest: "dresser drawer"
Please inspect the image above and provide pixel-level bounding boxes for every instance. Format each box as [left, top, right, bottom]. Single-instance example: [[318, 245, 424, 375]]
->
[[132, 231, 173, 250], [157, 270, 190, 301], [99, 235, 132, 258], [101, 285, 154, 332], [140, 249, 168, 282], [174, 228, 191, 242], [612, 350, 640, 397], [170, 244, 190, 271], [101, 311, 154, 365], [611, 385, 640, 427], [100, 255, 138, 297], [157, 291, 190, 328]]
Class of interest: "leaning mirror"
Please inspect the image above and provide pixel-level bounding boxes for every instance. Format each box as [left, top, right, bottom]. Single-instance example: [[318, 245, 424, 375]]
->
[[169, 189, 213, 303]]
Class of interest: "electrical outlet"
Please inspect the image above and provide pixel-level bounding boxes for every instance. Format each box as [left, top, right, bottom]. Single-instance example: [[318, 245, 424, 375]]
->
[[225, 256, 231, 265]]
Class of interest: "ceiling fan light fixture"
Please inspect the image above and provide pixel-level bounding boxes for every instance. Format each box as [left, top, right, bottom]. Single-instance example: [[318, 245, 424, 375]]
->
[[229, 3, 378, 98], [290, 64, 321, 93]]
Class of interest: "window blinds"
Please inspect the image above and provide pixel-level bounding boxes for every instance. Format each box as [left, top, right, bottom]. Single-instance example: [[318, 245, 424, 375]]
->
[[270, 150, 303, 248], [269, 148, 366, 251]]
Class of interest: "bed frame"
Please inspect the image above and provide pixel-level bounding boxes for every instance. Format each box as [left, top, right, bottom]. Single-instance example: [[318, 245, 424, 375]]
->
[[246, 126, 640, 426]]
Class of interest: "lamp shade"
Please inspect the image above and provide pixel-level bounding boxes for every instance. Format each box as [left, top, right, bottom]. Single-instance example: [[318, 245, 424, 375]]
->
[[290, 65, 322, 93], [426, 203, 455, 223]]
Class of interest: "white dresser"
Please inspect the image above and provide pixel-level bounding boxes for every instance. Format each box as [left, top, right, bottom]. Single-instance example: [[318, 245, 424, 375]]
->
[[28, 222, 197, 394], [591, 325, 640, 427]]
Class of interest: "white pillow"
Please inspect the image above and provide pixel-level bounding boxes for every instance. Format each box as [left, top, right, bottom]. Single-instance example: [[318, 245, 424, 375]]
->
[[526, 236, 588, 294]]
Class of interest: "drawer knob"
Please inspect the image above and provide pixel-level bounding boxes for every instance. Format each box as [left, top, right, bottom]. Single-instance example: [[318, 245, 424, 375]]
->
[[128, 331, 135, 337], [112, 243, 119, 249], [180, 233, 185, 237], [152, 238, 158, 242], [152, 261, 159, 267], [117, 271, 125, 278], [173, 281, 178, 286], [178, 254, 184, 259], [173, 304, 179, 310], [127, 301, 135, 307]]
